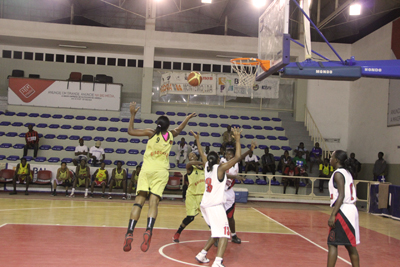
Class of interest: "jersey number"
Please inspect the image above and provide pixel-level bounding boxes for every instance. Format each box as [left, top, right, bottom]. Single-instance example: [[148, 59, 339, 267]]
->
[[224, 226, 230, 236], [350, 183, 354, 201], [205, 178, 213, 193]]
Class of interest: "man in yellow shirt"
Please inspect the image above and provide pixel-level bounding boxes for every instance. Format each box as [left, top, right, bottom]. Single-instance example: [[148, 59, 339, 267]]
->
[[9, 158, 32, 195], [90, 162, 109, 198], [319, 158, 333, 193]]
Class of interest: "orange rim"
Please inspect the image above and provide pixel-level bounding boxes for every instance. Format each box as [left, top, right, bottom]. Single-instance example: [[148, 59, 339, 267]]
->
[[230, 58, 270, 72]]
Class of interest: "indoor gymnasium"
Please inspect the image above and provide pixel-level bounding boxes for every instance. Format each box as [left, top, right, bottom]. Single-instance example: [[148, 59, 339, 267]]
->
[[0, 0, 400, 266]]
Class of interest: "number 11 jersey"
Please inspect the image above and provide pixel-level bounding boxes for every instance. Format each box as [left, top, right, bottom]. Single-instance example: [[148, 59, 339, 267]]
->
[[201, 161, 227, 209]]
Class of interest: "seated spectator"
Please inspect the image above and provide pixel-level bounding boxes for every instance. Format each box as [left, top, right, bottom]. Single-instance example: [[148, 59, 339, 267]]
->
[[346, 153, 361, 180], [203, 145, 210, 158], [373, 152, 387, 181], [23, 124, 39, 159], [90, 162, 109, 198], [245, 150, 259, 179], [282, 161, 300, 194], [89, 141, 105, 167], [318, 158, 333, 193], [222, 125, 235, 149], [190, 138, 199, 154], [9, 157, 32, 195], [108, 161, 127, 200], [293, 151, 309, 177], [260, 147, 276, 181], [53, 162, 73, 196], [176, 137, 188, 165], [73, 138, 88, 166], [293, 142, 309, 161], [70, 159, 90, 198], [127, 165, 141, 200], [218, 146, 226, 159], [277, 150, 292, 173], [309, 142, 322, 172]]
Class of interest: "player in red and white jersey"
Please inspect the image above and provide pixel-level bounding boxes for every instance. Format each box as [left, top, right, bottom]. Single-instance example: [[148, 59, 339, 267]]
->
[[327, 150, 360, 267], [192, 127, 242, 267]]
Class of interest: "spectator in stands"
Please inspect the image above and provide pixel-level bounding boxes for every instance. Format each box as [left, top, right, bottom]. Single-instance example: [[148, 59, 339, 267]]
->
[[203, 145, 210, 157], [72, 138, 88, 166], [23, 124, 39, 159], [318, 158, 333, 193], [373, 152, 387, 181], [309, 142, 323, 172], [190, 139, 199, 155], [89, 141, 105, 167], [278, 150, 292, 173], [244, 150, 259, 179], [222, 125, 235, 149], [108, 161, 127, 200], [9, 157, 32, 195], [70, 159, 90, 198], [127, 165, 141, 200], [260, 147, 276, 181], [293, 142, 309, 161], [176, 137, 188, 165], [218, 146, 226, 159], [90, 162, 109, 198], [282, 161, 300, 194], [53, 162, 73, 196], [346, 153, 362, 180], [293, 151, 308, 177]]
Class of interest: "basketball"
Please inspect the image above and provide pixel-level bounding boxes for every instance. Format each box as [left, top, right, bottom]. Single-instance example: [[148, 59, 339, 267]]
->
[[187, 71, 202, 87]]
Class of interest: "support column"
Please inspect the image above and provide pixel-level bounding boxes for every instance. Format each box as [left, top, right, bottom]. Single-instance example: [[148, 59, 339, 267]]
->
[[293, 79, 307, 122]]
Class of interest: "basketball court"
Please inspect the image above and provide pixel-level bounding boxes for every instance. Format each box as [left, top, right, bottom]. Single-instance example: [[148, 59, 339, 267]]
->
[[0, 195, 399, 267]]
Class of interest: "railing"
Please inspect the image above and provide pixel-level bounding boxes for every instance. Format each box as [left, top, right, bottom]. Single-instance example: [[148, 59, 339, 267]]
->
[[304, 105, 332, 159]]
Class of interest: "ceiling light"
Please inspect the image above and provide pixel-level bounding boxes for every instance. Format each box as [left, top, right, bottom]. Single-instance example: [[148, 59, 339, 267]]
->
[[349, 3, 361, 16], [252, 0, 267, 8], [59, 44, 87, 49], [202, 0, 212, 3]]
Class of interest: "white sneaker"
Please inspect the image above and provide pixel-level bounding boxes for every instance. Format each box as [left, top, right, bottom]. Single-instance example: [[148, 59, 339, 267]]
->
[[195, 252, 210, 263], [69, 193, 75, 198], [127, 194, 131, 200], [108, 195, 112, 199], [211, 261, 225, 267]]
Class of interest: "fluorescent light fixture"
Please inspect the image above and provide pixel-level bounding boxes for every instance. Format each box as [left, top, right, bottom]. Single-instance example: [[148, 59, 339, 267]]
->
[[349, 3, 361, 16], [202, 0, 212, 3], [252, 0, 267, 8], [59, 44, 87, 49]]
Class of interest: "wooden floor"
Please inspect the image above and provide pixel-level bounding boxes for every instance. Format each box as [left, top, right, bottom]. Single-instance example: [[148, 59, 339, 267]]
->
[[0, 193, 399, 266]]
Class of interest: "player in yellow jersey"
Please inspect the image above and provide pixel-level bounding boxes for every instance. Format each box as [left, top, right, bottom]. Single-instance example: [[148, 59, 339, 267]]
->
[[127, 165, 141, 200], [173, 152, 205, 243], [123, 101, 196, 253], [70, 159, 90, 198], [53, 162, 73, 196], [90, 162, 109, 198], [9, 157, 32, 195], [108, 161, 127, 200]]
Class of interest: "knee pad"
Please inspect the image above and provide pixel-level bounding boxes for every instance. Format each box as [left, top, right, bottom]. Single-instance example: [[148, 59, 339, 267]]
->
[[133, 203, 143, 209], [183, 216, 195, 225]]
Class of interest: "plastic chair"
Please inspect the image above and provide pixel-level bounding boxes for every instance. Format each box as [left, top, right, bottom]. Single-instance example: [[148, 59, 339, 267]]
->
[[120, 128, 128, 133], [104, 148, 114, 153], [169, 151, 176, 156], [29, 113, 39, 118], [0, 169, 15, 183], [113, 160, 125, 166], [243, 125, 251, 129], [156, 111, 165, 115], [198, 113, 207, 118], [61, 158, 73, 163], [118, 138, 128, 143], [230, 115, 239, 120], [278, 136, 288, 140], [0, 121, 11, 126], [209, 114, 218, 118], [11, 122, 23, 127], [212, 142, 222, 147], [128, 149, 139, 154], [267, 136, 277, 140], [44, 134, 55, 139], [144, 120, 153, 124], [87, 116, 97, 121], [211, 133, 221, 137], [52, 146, 64, 151], [188, 122, 197, 126], [275, 127, 284, 131], [219, 115, 228, 119], [11, 69, 24, 77], [96, 127, 107, 131], [49, 124, 60, 129], [110, 118, 120, 122], [130, 138, 140, 143], [85, 126, 95, 131], [52, 114, 63, 119], [82, 74, 94, 82], [48, 157, 60, 163], [261, 117, 271, 121], [240, 116, 249, 120], [270, 145, 280, 151], [272, 117, 282, 122], [220, 123, 229, 128], [108, 127, 118, 132], [76, 116, 86, 120], [210, 123, 219, 128], [264, 126, 274, 131], [64, 115, 74, 120], [73, 125, 83, 130], [251, 116, 260, 121], [34, 157, 47, 162], [116, 149, 127, 154], [65, 146, 75, 152], [40, 145, 51, 150], [166, 112, 176, 116], [127, 161, 138, 166], [199, 122, 208, 127], [94, 137, 104, 141], [170, 163, 176, 168], [35, 170, 52, 188], [121, 118, 129, 123], [18, 133, 26, 138], [13, 144, 25, 149], [40, 114, 51, 118], [253, 125, 263, 130], [106, 137, 116, 142], [82, 136, 92, 141], [67, 72, 82, 89], [69, 135, 80, 141], [6, 132, 18, 137], [0, 143, 12, 148], [244, 134, 254, 139], [141, 139, 148, 144], [281, 146, 292, 151], [177, 112, 186, 116]]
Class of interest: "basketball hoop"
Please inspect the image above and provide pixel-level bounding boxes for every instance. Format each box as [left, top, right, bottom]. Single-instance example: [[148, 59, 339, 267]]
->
[[230, 58, 270, 87]]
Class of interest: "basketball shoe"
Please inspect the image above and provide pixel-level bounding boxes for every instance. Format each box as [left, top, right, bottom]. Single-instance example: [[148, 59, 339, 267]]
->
[[195, 252, 210, 263], [173, 233, 180, 243], [231, 235, 241, 244], [212, 261, 225, 267], [140, 230, 152, 252], [123, 233, 133, 252]]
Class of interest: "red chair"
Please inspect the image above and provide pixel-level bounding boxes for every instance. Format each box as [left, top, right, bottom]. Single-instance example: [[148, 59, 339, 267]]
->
[[35, 170, 53, 190], [0, 169, 15, 184], [67, 72, 82, 89], [166, 176, 181, 190]]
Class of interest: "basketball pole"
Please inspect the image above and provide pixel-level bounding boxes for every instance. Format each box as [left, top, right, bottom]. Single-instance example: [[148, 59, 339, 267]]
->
[[302, 0, 312, 60]]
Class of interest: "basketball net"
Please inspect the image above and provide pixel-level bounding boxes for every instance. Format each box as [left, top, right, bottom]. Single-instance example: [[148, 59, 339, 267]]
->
[[230, 58, 267, 88]]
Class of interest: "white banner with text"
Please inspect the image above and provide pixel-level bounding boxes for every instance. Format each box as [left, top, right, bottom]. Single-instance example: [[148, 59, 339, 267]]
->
[[160, 72, 216, 96]]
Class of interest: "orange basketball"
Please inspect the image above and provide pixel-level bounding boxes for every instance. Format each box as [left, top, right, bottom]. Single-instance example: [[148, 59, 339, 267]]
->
[[187, 71, 202, 87]]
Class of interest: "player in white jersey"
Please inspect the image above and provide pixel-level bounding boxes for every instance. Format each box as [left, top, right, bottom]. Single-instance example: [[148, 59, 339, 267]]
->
[[192, 127, 242, 267], [327, 150, 360, 267]]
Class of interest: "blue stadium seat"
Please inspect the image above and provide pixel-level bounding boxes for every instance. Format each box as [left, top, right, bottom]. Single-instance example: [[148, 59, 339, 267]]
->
[[199, 122, 208, 127], [23, 156, 33, 161], [104, 148, 114, 153], [49, 124, 60, 129], [0, 121, 11, 127], [0, 143, 12, 148], [69, 135, 80, 141], [177, 121, 183, 125], [85, 126, 95, 131], [166, 112, 176, 116], [142, 139, 148, 144], [178, 163, 186, 169], [34, 157, 47, 162], [256, 179, 268, 185], [61, 158, 73, 163], [134, 119, 142, 123], [57, 135, 68, 140], [52, 114, 62, 119], [264, 126, 273, 131], [177, 112, 186, 116], [198, 113, 207, 118], [113, 160, 125, 166], [180, 131, 187, 135], [278, 136, 288, 141], [209, 114, 218, 118], [40, 113, 51, 118], [267, 136, 277, 140], [259, 145, 267, 150], [220, 123, 229, 128], [200, 132, 210, 137], [219, 115, 228, 119], [256, 135, 266, 140], [211, 133, 221, 137], [116, 149, 127, 154], [240, 116, 249, 120], [13, 144, 25, 149], [40, 145, 51, 150], [169, 121, 176, 125], [87, 116, 97, 121], [281, 146, 292, 151], [275, 127, 284, 131], [12, 122, 23, 127], [144, 119, 153, 124], [44, 134, 55, 139], [82, 136, 92, 141], [29, 113, 39, 118], [19, 133, 26, 138], [73, 125, 83, 130], [65, 146, 75, 152], [103, 160, 112, 165], [140, 150, 145, 155], [96, 127, 107, 131], [201, 142, 211, 147], [156, 111, 165, 115], [169, 151, 176, 156], [270, 145, 280, 151], [118, 138, 128, 143], [244, 134, 254, 139], [0, 132, 4, 137], [272, 117, 282, 122], [127, 161, 138, 166], [99, 117, 108, 122], [188, 122, 197, 126], [4, 112, 15, 116], [261, 117, 270, 121], [52, 146, 64, 151], [128, 149, 139, 154], [274, 156, 281, 161], [7, 155, 20, 161], [210, 123, 219, 127], [121, 118, 129, 123], [243, 125, 251, 129], [170, 163, 176, 168], [230, 115, 239, 120], [110, 117, 120, 122], [61, 125, 71, 129], [48, 157, 60, 163], [243, 178, 254, 184], [76, 116, 86, 120], [24, 123, 35, 127], [251, 116, 260, 121], [16, 112, 27, 117], [64, 115, 74, 120], [253, 125, 262, 130], [130, 138, 140, 143], [108, 127, 118, 132], [212, 142, 222, 147], [120, 128, 128, 133], [94, 136, 104, 141]]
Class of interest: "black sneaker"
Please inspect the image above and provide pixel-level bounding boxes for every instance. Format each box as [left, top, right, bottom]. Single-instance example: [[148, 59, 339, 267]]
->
[[9, 191, 17, 195], [231, 235, 241, 244], [25, 191, 29, 195]]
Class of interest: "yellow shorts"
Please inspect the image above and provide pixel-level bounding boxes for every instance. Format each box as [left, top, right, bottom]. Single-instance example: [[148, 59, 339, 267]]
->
[[136, 169, 169, 197], [113, 179, 124, 188], [186, 193, 203, 216], [77, 177, 87, 187]]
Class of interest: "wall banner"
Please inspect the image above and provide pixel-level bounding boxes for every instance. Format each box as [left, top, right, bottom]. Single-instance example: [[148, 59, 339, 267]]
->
[[160, 72, 216, 96]]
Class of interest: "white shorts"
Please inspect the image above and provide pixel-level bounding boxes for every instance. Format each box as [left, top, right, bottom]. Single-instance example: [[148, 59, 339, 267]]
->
[[224, 189, 235, 211], [200, 204, 230, 238]]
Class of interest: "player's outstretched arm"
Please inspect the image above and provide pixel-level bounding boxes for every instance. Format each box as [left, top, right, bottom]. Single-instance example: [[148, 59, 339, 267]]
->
[[171, 113, 197, 137], [218, 127, 242, 180], [190, 131, 207, 164], [127, 102, 154, 138]]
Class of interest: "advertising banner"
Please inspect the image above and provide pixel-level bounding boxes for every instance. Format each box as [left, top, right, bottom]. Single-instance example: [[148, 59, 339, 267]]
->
[[160, 72, 216, 96]]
